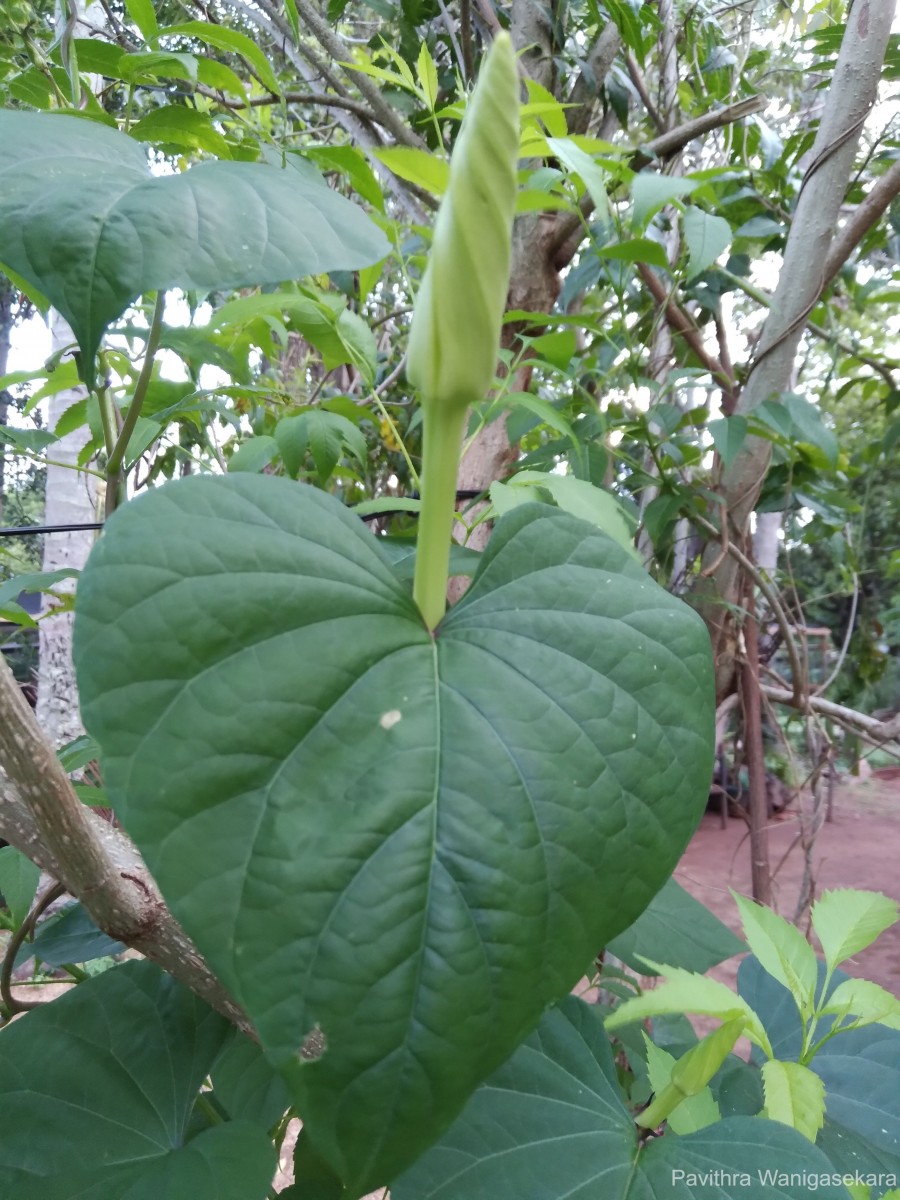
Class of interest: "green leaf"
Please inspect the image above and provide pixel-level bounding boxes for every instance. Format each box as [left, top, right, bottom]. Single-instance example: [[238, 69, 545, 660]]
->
[[0, 960, 276, 1199], [608, 877, 745, 974], [119, 50, 199, 84], [682, 207, 732, 279], [0, 847, 40, 927], [709, 415, 749, 467], [210, 1030, 292, 1128], [598, 237, 670, 269], [606, 960, 773, 1056], [74, 476, 714, 1192], [501, 391, 575, 438], [124, 0, 158, 40], [761, 1059, 826, 1141], [275, 411, 366, 483], [30, 901, 125, 966], [631, 173, 699, 228], [416, 42, 438, 108], [0, 568, 79, 611], [732, 890, 819, 1017], [0, 425, 57, 453], [393, 996, 853, 1200], [0, 112, 389, 389], [373, 146, 450, 194], [821, 979, 900, 1031], [546, 136, 609, 214], [129, 105, 232, 158], [782, 392, 839, 467], [811, 889, 899, 972], [498, 471, 638, 558], [160, 22, 281, 94], [228, 436, 279, 474], [57, 733, 100, 773]]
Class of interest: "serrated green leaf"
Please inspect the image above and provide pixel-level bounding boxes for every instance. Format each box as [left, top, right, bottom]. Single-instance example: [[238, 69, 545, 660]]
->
[[732, 890, 819, 1017], [821, 978, 900, 1030], [606, 960, 772, 1056], [394, 996, 852, 1200], [74, 476, 714, 1192], [811, 889, 899, 972], [682, 207, 732, 278], [0, 847, 40, 927], [762, 1059, 826, 1141], [0, 112, 389, 390], [0, 960, 275, 1199]]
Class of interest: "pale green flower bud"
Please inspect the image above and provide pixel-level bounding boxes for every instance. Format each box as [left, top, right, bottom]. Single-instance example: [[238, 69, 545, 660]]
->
[[406, 33, 519, 412]]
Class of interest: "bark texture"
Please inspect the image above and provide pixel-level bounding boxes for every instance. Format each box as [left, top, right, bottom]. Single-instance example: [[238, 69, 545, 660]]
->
[[36, 311, 97, 746]]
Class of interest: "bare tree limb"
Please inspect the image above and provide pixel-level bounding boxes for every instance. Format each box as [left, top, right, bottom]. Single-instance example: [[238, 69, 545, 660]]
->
[[282, 0, 428, 150], [822, 157, 900, 290], [0, 656, 251, 1032], [566, 21, 622, 136], [548, 96, 766, 262], [636, 262, 736, 395], [696, 0, 896, 700], [762, 684, 900, 745], [195, 83, 380, 120]]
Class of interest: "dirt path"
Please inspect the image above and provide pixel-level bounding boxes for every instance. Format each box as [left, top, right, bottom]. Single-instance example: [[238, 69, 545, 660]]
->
[[674, 772, 900, 995]]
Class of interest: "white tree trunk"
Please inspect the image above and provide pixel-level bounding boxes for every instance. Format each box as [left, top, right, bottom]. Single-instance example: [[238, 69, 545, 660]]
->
[[36, 311, 98, 746], [753, 510, 783, 578]]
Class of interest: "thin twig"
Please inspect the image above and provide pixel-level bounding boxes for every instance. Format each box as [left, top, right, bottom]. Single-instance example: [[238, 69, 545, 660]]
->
[[1, 881, 68, 1016], [1, 882, 67, 1016]]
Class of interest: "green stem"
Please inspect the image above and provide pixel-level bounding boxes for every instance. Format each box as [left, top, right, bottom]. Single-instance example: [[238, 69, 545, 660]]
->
[[412, 403, 468, 631], [105, 292, 165, 517]]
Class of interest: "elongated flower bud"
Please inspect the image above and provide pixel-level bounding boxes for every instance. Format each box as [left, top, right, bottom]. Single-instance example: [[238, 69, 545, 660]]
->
[[406, 33, 519, 412]]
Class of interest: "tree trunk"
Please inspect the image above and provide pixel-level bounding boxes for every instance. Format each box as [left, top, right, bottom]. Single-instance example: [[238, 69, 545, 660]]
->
[[695, 0, 895, 702], [35, 311, 98, 747]]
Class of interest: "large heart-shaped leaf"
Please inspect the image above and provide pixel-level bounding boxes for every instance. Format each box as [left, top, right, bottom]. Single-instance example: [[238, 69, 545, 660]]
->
[[0, 112, 389, 388], [73, 475, 714, 1192], [393, 996, 852, 1200], [0, 960, 276, 1199]]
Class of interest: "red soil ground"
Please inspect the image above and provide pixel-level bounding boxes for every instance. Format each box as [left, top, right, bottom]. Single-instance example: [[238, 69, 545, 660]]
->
[[675, 770, 900, 996]]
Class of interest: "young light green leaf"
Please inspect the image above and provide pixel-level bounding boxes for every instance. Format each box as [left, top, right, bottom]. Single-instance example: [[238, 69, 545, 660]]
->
[[605, 960, 772, 1057], [546, 137, 609, 215], [732, 891, 818, 1017], [0, 847, 40, 927], [670, 1016, 746, 1096], [374, 147, 449, 195], [0, 568, 79, 612], [811, 889, 899, 972], [416, 42, 439, 108], [524, 79, 569, 138], [129, 106, 232, 159], [514, 472, 638, 558], [820, 978, 900, 1030], [598, 238, 670, 270], [682, 207, 732, 279], [761, 1060, 826, 1142], [228, 436, 279, 475], [642, 1038, 721, 1134]]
